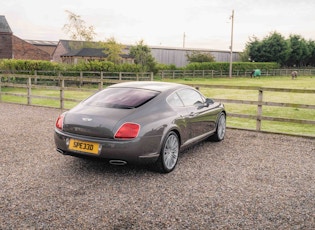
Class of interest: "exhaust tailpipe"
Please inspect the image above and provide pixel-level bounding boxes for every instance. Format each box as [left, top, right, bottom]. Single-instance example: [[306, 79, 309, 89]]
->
[[56, 148, 65, 154], [109, 160, 127, 166]]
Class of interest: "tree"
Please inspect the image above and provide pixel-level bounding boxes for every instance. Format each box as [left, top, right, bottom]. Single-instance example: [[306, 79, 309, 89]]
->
[[306, 40, 315, 66], [246, 36, 262, 62], [63, 10, 96, 41], [261, 32, 290, 65], [244, 31, 315, 67], [239, 46, 250, 62], [129, 40, 157, 72], [186, 51, 215, 63], [286, 35, 310, 67], [100, 37, 125, 65], [246, 32, 290, 65]]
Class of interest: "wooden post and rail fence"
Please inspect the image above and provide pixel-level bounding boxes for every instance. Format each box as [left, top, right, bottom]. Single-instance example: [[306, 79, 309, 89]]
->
[[188, 84, 315, 132], [159, 68, 315, 78], [0, 71, 314, 137]]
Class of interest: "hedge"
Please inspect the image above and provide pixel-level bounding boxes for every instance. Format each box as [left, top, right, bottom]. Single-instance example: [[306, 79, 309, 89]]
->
[[0, 59, 280, 73], [185, 62, 280, 71]]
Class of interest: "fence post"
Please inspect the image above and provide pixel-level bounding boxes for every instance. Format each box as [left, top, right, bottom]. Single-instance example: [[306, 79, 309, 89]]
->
[[60, 78, 65, 110], [99, 71, 103, 90], [80, 71, 83, 87], [256, 89, 263, 131], [0, 76, 2, 102], [34, 70, 38, 85], [119, 72, 122, 81], [150, 72, 154, 81], [27, 77, 32, 105]]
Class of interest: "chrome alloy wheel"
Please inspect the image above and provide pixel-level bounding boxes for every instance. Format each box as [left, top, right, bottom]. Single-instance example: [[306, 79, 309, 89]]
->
[[162, 132, 179, 171], [217, 114, 226, 141]]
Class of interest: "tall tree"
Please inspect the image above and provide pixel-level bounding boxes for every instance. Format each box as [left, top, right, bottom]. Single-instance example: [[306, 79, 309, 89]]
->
[[129, 40, 156, 72], [246, 32, 290, 65], [63, 10, 96, 41], [260, 32, 290, 65], [246, 36, 263, 62], [306, 40, 315, 66], [101, 37, 125, 64], [286, 34, 310, 67]]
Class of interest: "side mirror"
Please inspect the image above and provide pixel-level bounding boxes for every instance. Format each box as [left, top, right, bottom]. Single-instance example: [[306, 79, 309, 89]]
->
[[197, 98, 214, 109], [205, 98, 214, 105]]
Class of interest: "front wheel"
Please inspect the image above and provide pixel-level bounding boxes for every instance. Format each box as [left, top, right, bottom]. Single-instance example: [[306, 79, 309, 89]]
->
[[155, 131, 179, 173], [210, 112, 226, 142]]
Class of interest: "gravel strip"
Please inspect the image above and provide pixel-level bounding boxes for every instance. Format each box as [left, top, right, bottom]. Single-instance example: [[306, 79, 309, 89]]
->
[[0, 103, 314, 229]]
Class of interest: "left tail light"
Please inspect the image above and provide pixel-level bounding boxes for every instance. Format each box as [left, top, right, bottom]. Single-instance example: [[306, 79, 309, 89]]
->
[[55, 113, 65, 130], [115, 123, 140, 139]]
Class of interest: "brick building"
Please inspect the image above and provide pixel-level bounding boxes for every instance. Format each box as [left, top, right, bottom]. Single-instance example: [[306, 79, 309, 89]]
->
[[0, 15, 51, 61]]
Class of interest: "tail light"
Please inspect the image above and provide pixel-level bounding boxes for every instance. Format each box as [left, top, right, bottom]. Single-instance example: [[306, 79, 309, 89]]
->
[[55, 113, 65, 130], [115, 123, 140, 139]]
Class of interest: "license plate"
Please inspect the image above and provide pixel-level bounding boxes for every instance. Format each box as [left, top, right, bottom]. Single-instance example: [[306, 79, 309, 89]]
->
[[69, 139, 100, 155]]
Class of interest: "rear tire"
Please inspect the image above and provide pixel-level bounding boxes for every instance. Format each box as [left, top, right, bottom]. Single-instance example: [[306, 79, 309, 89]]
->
[[155, 131, 179, 173], [210, 112, 226, 142]]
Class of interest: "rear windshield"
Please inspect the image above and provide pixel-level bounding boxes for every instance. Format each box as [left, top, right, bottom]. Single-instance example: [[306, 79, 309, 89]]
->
[[83, 87, 160, 109]]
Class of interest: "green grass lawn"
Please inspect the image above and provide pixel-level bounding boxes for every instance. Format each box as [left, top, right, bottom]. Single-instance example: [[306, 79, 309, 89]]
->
[[161, 75, 315, 89], [192, 77, 315, 136], [1, 76, 315, 137]]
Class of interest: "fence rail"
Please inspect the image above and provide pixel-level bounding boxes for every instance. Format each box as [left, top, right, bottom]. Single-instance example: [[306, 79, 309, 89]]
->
[[185, 84, 315, 131], [159, 69, 315, 78], [1, 72, 315, 137], [0, 72, 153, 109]]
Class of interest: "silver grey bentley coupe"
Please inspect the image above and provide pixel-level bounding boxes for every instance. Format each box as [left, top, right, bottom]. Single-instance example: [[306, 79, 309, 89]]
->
[[54, 81, 226, 173]]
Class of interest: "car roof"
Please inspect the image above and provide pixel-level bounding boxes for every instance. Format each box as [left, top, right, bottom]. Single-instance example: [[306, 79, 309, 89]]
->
[[109, 81, 187, 92]]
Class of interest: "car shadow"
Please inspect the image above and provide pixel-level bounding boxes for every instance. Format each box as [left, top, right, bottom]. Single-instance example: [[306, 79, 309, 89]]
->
[[64, 156, 160, 176], [59, 137, 221, 176]]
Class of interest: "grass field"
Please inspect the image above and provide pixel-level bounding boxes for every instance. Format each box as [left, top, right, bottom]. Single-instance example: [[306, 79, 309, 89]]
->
[[163, 76, 315, 136], [1, 76, 315, 137]]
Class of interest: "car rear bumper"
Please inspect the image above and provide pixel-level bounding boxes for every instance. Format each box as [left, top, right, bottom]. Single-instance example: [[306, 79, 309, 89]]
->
[[54, 129, 161, 164]]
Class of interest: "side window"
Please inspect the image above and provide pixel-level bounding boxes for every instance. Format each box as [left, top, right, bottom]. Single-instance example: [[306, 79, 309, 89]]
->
[[177, 89, 205, 106], [167, 92, 184, 107]]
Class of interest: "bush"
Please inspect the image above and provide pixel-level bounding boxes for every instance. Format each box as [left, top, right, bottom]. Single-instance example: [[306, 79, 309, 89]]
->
[[0, 59, 62, 72], [0, 59, 280, 74], [185, 62, 280, 71]]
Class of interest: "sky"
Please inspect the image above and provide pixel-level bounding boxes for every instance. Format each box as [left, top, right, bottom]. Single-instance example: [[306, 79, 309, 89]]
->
[[2, 0, 315, 51]]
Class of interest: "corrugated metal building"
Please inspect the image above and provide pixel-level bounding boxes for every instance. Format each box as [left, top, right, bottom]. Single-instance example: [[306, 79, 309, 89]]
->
[[150, 46, 240, 67], [52, 41, 241, 67]]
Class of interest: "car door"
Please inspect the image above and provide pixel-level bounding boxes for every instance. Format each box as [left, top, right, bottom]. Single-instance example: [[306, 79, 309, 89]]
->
[[177, 88, 217, 140], [166, 91, 191, 142]]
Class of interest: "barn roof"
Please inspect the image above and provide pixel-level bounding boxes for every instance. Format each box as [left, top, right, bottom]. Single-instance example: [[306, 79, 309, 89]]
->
[[25, 40, 58, 46], [0, 15, 12, 33], [62, 48, 107, 57], [61, 47, 131, 58]]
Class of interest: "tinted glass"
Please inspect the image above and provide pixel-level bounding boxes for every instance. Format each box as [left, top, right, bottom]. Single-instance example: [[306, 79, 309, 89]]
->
[[83, 88, 159, 109], [177, 89, 205, 106], [167, 93, 185, 107]]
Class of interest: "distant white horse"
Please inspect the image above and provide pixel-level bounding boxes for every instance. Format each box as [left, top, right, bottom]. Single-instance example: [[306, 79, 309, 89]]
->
[[291, 71, 298, 79]]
